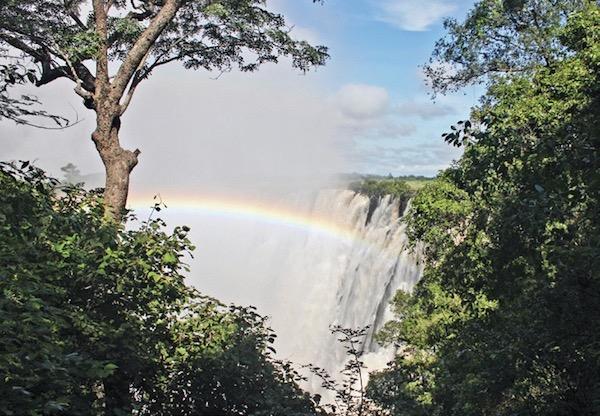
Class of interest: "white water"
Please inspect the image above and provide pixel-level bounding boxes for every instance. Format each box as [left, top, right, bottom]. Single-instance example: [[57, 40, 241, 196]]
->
[[223, 189, 424, 391], [140, 188, 424, 392], [260, 190, 422, 391]]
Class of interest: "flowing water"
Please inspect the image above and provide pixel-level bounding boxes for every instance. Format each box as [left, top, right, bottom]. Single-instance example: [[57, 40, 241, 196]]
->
[[133, 188, 424, 392], [223, 189, 424, 391]]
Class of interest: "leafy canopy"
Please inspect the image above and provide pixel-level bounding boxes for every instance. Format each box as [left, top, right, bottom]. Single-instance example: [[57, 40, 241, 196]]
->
[[369, 2, 600, 415], [0, 53, 69, 127], [0, 0, 328, 111], [351, 178, 413, 201], [0, 161, 319, 415], [424, 0, 585, 94]]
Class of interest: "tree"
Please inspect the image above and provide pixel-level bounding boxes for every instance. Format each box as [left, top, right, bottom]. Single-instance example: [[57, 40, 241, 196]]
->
[[424, 0, 585, 94], [307, 326, 388, 416], [0, 51, 69, 127], [0, 162, 321, 415], [60, 162, 83, 184], [369, 2, 600, 414], [0, 0, 328, 218]]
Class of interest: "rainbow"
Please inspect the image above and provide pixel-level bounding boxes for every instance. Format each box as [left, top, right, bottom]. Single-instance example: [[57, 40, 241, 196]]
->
[[128, 194, 360, 244]]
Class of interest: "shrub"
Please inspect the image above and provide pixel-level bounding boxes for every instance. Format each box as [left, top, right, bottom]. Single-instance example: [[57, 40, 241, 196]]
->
[[0, 162, 317, 415]]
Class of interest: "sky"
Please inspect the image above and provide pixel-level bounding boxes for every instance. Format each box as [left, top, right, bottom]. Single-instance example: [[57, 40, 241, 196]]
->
[[2, 0, 479, 193], [267, 0, 479, 176], [1, 0, 482, 344]]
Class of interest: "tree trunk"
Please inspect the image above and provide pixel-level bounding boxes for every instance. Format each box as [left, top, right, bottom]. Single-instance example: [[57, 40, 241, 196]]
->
[[101, 144, 138, 219], [92, 114, 139, 219]]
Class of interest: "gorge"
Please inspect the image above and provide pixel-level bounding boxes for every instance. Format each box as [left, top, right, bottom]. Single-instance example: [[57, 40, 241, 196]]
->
[[133, 186, 425, 392]]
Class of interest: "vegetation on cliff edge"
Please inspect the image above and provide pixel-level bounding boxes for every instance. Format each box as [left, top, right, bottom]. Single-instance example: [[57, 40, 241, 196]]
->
[[368, 1, 600, 415]]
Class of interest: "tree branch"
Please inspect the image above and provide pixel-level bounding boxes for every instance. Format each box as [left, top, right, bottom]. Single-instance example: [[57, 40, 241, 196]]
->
[[126, 10, 154, 21], [0, 28, 97, 104], [54, 44, 94, 101], [106, 0, 116, 13], [93, 0, 110, 95], [35, 61, 95, 89], [110, 0, 182, 103], [0, 33, 43, 60], [36, 65, 69, 86], [69, 12, 88, 30], [142, 54, 181, 76], [118, 49, 151, 115], [118, 82, 137, 115]]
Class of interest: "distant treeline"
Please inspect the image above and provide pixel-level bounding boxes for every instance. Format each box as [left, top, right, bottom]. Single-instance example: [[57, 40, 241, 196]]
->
[[339, 173, 435, 182], [349, 178, 414, 200]]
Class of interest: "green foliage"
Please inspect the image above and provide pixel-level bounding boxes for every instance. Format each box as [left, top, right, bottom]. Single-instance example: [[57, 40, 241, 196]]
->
[[59, 30, 102, 62], [369, 2, 600, 415], [0, 162, 318, 415], [404, 179, 472, 258], [351, 179, 413, 201], [424, 0, 585, 94], [366, 351, 434, 416], [0, 57, 68, 127], [350, 178, 415, 224], [308, 326, 388, 416], [0, 0, 329, 92]]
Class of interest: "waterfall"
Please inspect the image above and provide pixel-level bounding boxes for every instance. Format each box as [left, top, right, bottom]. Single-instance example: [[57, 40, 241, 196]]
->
[[140, 187, 424, 392], [242, 189, 424, 391]]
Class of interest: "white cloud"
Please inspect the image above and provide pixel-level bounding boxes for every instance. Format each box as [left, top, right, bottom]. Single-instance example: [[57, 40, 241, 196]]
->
[[340, 117, 416, 140], [396, 101, 456, 119], [336, 84, 390, 119], [371, 121, 416, 138], [334, 84, 415, 141], [375, 0, 457, 31]]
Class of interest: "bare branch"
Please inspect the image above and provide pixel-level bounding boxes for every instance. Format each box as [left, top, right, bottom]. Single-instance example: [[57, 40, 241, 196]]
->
[[69, 12, 88, 30], [0, 33, 43, 60], [93, 0, 110, 93], [143, 54, 181, 75], [54, 43, 94, 101], [110, 0, 183, 103], [118, 49, 151, 115], [36, 65, 69, 86], [13, 113, 82, 130], [106, 0, 116, 13], [126, 10, 154, 21], [117, 79, 138, 115], [35, 62, 95, 92]]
